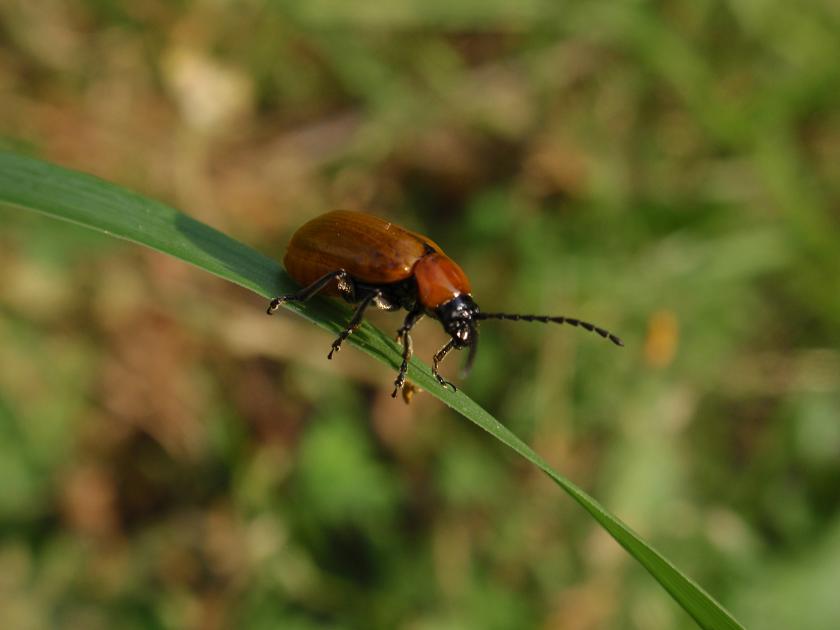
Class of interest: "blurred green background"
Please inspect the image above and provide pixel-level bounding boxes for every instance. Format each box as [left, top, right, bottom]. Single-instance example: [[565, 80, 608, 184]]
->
[[2, 1, 840, 628]]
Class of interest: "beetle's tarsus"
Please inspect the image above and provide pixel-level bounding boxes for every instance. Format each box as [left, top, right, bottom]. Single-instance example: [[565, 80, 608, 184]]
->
[[266, 296, 288, 315], [435, 374, 457, 392], [391, 371, 405, 397]]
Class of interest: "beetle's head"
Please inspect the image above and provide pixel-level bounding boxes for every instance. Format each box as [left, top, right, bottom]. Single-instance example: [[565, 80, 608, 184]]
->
[[435, 294, 480, 374]]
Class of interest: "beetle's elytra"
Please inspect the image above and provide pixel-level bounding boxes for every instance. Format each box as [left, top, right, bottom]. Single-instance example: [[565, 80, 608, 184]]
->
[[268, 210, 622, 398]]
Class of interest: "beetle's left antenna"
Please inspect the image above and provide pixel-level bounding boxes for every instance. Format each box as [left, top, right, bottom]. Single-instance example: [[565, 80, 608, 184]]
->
[[462, 326, 479, 378], [475, 312, 624, 347]]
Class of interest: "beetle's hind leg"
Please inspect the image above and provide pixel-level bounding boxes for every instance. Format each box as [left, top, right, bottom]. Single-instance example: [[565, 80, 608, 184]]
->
[[327, 290, 380, 360], [266, 269, 353, 315], [391, 310, 424, 398]]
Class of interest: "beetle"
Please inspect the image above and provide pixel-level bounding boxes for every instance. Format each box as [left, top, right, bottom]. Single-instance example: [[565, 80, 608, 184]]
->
[[267, 210, 622, 398]]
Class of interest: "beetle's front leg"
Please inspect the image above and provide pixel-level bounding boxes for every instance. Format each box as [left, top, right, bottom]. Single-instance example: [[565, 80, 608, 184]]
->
[[432, 339, 457, 392]]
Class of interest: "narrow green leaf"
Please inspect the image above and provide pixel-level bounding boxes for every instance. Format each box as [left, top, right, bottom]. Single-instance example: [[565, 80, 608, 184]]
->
[[0, 151, 743, 629]]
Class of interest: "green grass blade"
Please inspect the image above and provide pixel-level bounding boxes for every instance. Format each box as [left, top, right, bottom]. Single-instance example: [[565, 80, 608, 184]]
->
[[0, 151, 743, 630]]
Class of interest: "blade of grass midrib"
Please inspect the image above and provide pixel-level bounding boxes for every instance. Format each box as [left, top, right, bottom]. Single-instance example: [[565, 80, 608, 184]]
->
[[0, 151, 743, 630]]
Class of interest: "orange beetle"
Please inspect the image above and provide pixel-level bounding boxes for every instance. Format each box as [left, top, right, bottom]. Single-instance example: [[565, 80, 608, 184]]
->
[[268, 211, 622, 397]]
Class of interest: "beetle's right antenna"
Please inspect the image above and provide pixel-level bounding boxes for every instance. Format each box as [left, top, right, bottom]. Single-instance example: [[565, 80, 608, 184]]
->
[[475, 312, 624, 347]]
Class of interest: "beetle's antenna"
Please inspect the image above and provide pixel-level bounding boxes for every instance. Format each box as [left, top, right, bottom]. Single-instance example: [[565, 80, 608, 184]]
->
[[461, 326, 479, 378], [475, 312, 624, 347]]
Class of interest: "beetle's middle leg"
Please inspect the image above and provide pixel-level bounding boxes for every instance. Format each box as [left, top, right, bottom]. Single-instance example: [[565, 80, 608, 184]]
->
[[391, 309, 424, 398], [266, 269, 353, 315], [327, 290, 381, 360]]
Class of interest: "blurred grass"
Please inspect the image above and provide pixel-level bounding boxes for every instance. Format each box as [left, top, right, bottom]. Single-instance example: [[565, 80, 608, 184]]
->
[[1, 0, 840, 629]]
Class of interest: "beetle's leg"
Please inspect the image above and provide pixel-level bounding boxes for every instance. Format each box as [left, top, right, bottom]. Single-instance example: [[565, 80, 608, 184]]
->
[[394, 311, 425, 342], [391, 331, 414, 398], [432, 339, 458, 392], [391, 310, 425, 398], [327, 290, 380, 360], [266, 269, 351, 315]]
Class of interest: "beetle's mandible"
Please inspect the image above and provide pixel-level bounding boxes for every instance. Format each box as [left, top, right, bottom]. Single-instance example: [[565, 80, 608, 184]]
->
[[267, 210, 623, 398]]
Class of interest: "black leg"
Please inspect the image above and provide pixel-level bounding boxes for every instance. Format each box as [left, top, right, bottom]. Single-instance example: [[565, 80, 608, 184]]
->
[[391, 310, 424, 398], [266, 269, 350, 315], [432, 339, 457, 392], [327, 290, 380, 360]]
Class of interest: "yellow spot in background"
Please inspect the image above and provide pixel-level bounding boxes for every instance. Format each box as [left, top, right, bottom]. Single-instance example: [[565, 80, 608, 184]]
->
[[645, 310, 679, 368]]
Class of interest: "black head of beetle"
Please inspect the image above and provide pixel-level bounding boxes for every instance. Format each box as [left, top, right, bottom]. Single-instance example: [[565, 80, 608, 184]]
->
[[435, 294, 479, 347], [435, 294, 480, 375]]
